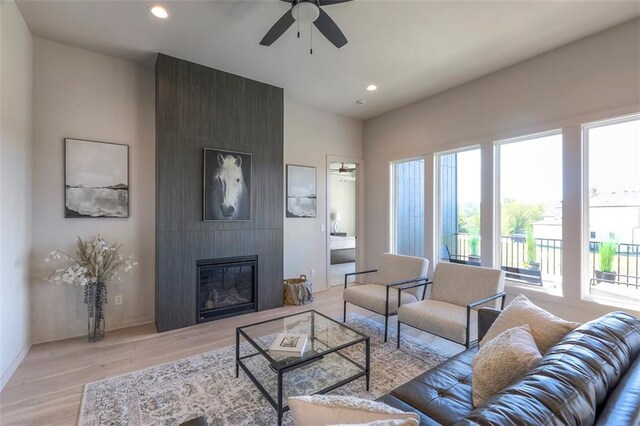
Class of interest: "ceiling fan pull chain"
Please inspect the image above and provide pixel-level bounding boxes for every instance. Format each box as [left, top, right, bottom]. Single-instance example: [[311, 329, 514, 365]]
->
[[297, 6, 300, 38], [310, 23, 313, 55]]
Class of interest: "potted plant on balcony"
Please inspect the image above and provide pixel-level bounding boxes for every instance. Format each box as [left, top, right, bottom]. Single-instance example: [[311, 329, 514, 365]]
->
[[525, 226, 540, 270], [595, 235, 617, 284], [468, 232, 480, 263]]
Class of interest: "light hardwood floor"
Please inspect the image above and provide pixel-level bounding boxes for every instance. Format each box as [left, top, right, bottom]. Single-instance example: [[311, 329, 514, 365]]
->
[[0, 286, 462, 425]]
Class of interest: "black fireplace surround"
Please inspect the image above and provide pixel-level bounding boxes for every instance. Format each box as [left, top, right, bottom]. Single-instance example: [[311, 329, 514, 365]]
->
[[197, 256, 258, 323]]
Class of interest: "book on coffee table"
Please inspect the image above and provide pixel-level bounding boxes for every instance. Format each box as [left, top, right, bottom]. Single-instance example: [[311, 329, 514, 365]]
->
[[269, 333, 308, 357]]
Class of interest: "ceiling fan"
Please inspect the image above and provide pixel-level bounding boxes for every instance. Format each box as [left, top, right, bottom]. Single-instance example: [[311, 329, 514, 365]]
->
[[330, 162, 356, 174], [260, 0, 352, 50]]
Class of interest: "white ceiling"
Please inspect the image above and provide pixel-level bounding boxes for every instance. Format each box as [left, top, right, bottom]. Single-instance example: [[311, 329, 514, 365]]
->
[[16, 0, 640, 120]]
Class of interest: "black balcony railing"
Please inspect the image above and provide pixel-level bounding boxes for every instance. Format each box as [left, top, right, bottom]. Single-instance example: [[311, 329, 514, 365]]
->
[[588, 241, 640, 288], [447, 234, 640, 288], [450, 233, 563, 277]]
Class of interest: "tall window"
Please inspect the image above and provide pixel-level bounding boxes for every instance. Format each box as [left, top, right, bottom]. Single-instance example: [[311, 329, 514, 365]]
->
[[437, 148, 481, 265], [391, 158, 425, 257], [584, 116, 640, 304], [497, 132, 563, 288]]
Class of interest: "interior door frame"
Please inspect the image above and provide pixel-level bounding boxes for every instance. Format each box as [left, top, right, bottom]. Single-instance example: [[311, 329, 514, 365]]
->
[[326, 155, 365, 287]]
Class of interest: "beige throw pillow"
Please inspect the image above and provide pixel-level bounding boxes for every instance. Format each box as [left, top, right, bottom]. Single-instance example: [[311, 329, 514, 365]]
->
[[480, 294, 580, 354], [472, 324, 542, 407], [330, 420, 419, 426], [288, 395, 419, 426]]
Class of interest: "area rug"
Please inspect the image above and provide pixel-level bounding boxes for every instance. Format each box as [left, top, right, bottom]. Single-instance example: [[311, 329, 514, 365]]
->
[[79, 314, 448, 425]]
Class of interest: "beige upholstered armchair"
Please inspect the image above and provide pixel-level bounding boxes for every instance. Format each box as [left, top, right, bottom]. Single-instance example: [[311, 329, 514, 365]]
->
[[343, 253, 430, 342], [397, 262, 505, 349]]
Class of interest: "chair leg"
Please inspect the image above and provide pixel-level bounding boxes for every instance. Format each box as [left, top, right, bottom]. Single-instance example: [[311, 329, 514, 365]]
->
[[384, 315, 389, 343], [397, 321, 401, 349], [343, 301, 347, 323]]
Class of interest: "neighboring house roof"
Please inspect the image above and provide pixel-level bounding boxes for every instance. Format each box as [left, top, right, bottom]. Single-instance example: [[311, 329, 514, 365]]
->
[[533, 216, 562, 227], [532, 191, 640, 228], [590, 190, 640, 207]]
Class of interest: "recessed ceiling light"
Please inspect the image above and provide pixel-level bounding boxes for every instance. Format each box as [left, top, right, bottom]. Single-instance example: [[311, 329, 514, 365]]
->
[[149, 5, 169, 19], [355, 100, 366, 106], [366, 84, 377, 92]]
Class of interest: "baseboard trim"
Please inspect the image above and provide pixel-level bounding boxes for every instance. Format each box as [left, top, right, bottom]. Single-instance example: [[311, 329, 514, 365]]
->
[[31, 316, 156, 345], [0, 340, 32, 392]]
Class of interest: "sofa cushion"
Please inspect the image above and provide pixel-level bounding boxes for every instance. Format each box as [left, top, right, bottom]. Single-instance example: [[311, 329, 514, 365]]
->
[[330, 420, 419, 426], [379, 347, 477, 425], [471, 324, 542, 406], [456, 311, 640, 426], [596, 352, 640, 425], [344, 284, 418, 315], [398, 300, 478, 345], [480, 294, 580, 354], [288, 395, 420, 426]]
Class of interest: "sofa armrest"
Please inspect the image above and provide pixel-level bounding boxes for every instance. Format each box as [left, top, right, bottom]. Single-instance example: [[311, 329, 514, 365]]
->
[[478, 307, 501, 342]]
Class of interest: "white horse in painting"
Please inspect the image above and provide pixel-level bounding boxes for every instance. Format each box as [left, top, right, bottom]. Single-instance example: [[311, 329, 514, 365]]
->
[[212, 153, 249, 220]]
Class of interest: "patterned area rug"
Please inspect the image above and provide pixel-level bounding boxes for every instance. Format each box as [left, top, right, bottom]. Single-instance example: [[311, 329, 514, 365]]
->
[[79, 314, 448, 425]]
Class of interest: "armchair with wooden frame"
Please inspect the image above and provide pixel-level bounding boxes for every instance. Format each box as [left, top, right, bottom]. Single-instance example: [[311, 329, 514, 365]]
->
[[343, 253, 430, 342], [397, 262, 506, 349]]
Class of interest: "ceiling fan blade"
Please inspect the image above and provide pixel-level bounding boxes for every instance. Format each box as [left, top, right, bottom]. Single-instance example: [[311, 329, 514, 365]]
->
[[319, 0, 353, 5], [313, 8, 347, 48], [260, 9, 295, 46]]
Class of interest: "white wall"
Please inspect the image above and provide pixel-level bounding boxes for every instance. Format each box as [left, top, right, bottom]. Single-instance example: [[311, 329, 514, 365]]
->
[[285, 101, 363, 292], [330, 173, 356, 236], [27, 41, 361, 342], [364, 19, 640, 322], [30, 38, 156, 343], [0, 0, 33, 389]]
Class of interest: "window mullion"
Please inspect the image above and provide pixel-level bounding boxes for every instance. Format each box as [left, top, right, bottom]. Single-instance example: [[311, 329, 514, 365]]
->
[[563, 125, 583, 300], [481, 143, 495, 268]]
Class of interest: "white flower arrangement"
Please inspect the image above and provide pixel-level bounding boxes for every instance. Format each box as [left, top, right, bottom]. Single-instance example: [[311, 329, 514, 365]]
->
[[46, 234, 138, 286]]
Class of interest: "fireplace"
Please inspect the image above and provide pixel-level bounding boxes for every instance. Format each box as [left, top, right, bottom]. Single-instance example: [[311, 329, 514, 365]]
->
[[197, 256, 258, 323]]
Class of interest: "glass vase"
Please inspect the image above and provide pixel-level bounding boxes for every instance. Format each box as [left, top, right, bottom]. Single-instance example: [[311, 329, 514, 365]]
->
[[85, 281, 106, 342]]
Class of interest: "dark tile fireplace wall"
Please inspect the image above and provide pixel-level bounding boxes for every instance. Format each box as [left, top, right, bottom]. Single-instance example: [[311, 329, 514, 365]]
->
[[155, 54, 284, 332]]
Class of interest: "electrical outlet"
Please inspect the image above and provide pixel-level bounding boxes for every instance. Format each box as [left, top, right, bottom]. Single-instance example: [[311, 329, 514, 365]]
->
[[310, 269, 316, 277], [115, 295, 123, 305]]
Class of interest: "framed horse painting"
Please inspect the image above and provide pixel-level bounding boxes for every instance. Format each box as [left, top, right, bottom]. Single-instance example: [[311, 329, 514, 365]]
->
[[203, 148, 252, 221]]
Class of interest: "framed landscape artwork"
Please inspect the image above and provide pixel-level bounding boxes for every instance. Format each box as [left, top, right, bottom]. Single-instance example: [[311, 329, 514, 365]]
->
[[203, 148, 252, 221], [286, 165, 317, 218], [65, 138, 129, 218]]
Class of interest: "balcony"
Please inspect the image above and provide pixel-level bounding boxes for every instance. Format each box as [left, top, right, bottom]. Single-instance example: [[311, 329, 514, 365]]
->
[[445, 234, 640, 299]]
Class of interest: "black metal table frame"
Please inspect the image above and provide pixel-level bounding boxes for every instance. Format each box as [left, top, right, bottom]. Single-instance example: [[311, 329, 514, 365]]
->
[[235, 309, 370, 425]]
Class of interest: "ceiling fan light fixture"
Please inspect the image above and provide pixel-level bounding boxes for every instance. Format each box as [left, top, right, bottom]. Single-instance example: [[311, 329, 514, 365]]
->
[[366, 84, 378, 91], [292, 2, 320, 24]]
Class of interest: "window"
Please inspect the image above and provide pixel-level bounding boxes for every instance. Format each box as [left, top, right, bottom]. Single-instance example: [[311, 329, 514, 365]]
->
[[391, 158, 425, 257], [584, 115, 640, 304], [437, 148, 481, 265], [497, 132, 563, 288]]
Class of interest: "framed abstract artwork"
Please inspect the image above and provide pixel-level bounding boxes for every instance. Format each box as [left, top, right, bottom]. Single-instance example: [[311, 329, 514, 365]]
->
[[64, 138, 129, 218], [286, 164, 317, 218]]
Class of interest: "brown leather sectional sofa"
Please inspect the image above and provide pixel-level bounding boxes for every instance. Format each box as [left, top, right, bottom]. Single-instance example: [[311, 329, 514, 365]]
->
[[379, 308, 640, 425]]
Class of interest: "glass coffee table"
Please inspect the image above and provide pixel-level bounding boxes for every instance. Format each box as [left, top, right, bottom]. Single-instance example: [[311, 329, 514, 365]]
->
[[235, 310, 370, 425]]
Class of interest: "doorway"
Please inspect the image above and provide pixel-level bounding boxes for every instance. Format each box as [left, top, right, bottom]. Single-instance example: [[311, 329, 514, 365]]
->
[[328, 161, 358, 286]]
